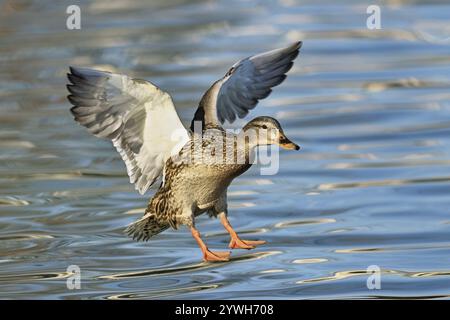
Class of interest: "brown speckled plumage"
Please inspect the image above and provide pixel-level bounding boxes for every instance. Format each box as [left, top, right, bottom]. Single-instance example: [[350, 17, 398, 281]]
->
[[125, 127, 253, 241]]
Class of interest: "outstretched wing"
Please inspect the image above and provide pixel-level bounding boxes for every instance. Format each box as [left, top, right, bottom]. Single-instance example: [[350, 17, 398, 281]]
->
[[67, 67, 190, 195], [190, 41, 302, 130]]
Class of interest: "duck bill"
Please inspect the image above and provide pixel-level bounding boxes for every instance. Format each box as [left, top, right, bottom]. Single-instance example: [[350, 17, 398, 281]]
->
[[279, 136, 300, 150]]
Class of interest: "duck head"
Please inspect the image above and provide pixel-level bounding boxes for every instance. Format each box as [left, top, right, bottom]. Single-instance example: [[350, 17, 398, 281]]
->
[[241, 116, 300, 150]]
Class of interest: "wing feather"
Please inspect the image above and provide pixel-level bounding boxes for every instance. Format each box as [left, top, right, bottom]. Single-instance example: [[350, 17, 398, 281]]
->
[[67, 67, 190, 194], [190, 41, 301, 130]]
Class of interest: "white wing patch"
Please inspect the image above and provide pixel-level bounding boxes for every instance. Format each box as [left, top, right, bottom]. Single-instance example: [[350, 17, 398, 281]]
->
[[67, 67, 190, 195]]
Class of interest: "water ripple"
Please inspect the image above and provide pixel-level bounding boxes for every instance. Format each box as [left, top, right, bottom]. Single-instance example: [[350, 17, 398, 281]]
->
[[318, 176, 450, 190], [1, 0, 450, 299], [104, 284, 223, 300]]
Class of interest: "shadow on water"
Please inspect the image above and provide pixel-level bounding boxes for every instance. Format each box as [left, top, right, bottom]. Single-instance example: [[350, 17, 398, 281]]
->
[[99, 251, 282, 280]]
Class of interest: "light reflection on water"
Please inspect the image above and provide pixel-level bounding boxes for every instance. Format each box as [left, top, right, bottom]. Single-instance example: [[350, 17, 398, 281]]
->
[[0, 0, 450, 299]]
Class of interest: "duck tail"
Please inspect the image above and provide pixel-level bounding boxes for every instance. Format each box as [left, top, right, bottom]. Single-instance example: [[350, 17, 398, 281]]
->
[[124, 212, 169, 241]]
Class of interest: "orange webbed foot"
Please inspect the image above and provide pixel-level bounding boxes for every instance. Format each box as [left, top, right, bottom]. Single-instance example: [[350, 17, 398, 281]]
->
[[203, 250, 231, 262], [229, 238, 266, 250]]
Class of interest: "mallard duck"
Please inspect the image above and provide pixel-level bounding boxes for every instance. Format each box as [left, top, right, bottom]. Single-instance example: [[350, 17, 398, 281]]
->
[[67, 41, 302, 262]]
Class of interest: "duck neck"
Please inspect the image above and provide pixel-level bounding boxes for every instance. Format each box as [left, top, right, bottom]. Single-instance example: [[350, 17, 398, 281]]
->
[[237, 130, 259, 164]]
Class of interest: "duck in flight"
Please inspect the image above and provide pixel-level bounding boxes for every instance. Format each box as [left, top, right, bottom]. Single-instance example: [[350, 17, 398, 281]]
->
[[67, 41, 302, 262]]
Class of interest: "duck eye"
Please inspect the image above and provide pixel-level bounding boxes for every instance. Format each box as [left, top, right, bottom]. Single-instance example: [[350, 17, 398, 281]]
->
[[262, 125, 268, 129]]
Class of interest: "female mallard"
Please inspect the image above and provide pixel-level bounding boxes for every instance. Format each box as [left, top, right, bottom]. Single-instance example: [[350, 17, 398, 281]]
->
[[67, 41, 302, 262]]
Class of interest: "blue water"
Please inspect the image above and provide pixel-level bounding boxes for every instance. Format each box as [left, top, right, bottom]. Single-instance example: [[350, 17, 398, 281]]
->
[[1, 0, 450, 299]]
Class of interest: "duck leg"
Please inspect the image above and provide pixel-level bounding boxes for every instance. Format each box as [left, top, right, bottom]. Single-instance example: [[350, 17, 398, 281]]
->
[[219, 213, 266, 250], [190, 227, 230, 262]]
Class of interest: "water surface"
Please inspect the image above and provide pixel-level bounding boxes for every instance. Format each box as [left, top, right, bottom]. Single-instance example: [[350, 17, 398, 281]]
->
[[1, 0, 450, 299]]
